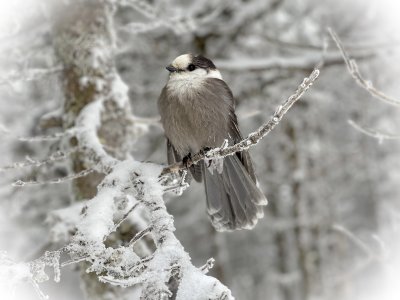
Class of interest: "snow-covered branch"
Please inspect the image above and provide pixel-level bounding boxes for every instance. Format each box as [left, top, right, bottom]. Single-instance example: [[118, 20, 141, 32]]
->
[[162, 68, 320, 176], [13, 1, 234, 299]]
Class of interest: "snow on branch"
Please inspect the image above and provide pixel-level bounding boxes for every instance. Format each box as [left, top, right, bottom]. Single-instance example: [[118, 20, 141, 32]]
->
[[329, 28, 400, 107], [162, 68, 320, 176], [10, 159, 233, 299], [3, 1, 234, 299]]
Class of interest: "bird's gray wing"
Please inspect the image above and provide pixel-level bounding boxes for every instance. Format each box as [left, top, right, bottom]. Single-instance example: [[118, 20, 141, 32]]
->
[[204, 78, 257, 183], [228, 112, 257, 183], [167, 138, 180, 165]]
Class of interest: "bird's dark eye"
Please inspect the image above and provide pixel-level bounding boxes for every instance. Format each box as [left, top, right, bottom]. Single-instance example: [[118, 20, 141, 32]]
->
[[188, 64, 196, 71]]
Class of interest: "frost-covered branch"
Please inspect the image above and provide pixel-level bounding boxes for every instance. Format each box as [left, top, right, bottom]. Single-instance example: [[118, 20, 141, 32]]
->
[[27, 1, 235, 299], [162, 68, 320, 175], [329, 28, 400, 107], [0, 149, 76, 172], [12, 169, 94, 187]]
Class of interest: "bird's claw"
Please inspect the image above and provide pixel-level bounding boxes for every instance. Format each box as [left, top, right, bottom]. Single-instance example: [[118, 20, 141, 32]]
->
[[200, 147, 212, 156], [182, 153, 193, 169]]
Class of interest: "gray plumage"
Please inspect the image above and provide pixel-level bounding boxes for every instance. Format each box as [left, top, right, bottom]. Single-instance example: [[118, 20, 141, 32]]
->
[[158, 54, 267, 231]]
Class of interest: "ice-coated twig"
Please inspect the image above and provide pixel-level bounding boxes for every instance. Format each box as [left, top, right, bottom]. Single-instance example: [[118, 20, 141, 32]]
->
[[128, 226, 153, 246], [329, 28, 400, 107], [0, 149, 76, 172], [12, 169, 94, 187], [60, 256, 88, 268], [200, 258, 215, 274], [109, 202, 141, 235], [29, 279, 49, 300], [0, 125, 73, 142], [348, 120, 400, 142], [161, 68, 320, 175]]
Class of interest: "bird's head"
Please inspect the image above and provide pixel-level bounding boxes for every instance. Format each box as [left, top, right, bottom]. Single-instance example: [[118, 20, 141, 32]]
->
[[166, 54, 222, 80]]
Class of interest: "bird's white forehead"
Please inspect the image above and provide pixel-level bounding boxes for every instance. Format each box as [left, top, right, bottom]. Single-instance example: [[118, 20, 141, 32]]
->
[[172, 54, 192, 69]]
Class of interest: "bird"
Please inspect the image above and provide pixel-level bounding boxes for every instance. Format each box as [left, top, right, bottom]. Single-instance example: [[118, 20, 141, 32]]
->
[[158, 53, 267, 231]]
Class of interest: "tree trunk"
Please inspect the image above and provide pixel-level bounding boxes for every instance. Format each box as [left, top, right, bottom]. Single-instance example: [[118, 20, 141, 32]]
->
[[52, 1, 133, 299]]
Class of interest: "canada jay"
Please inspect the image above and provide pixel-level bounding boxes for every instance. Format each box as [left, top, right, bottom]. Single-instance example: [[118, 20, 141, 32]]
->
[[158, 54, 267, 231]]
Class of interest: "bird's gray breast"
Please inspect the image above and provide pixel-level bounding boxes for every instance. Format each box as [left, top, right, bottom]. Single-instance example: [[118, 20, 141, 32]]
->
[[158, 78, 233, 155]]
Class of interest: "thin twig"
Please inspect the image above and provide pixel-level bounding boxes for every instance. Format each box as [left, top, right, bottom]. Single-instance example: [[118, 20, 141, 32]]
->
[[348, 120, 400, 141], [161, 68, 320, 175], [332, 224, 373, 257], [329, 28, 400, 107], [0, 124, 73, 142], [200, 258, 215, 274], [108, 202, 141, 236], [60, 256, 89, 268], [128, 227, 153, 246], [0, 148, 77, 173], [12, 169, 94, 187]]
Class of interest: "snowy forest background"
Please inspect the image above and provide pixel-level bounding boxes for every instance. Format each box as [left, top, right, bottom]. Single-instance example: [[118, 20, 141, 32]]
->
[[1, 0, 400, 299]]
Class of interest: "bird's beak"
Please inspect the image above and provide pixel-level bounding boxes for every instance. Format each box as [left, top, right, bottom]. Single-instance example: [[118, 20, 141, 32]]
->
[[166, 65, 178, 73]]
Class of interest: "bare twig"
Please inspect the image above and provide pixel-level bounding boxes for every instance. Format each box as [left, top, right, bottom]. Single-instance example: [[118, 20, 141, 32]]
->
[[12, 169, 94, 187], [332, 224, 373, 257], [0, 124, 73, 142], [348, 120, 400, 141], [215, 53, 371, 72], [0, 149, 76, 172], [161, 68, 320, 175], [109, 202, 141, 235], [329, 28, 400, 107], [128, 226, 153, 246]]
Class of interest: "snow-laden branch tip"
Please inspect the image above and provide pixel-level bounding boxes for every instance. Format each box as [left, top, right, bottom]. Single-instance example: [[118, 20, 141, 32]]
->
[[348, 120, 400, 142], [161, 68, 320, 176], [329, 28, 400, 107]]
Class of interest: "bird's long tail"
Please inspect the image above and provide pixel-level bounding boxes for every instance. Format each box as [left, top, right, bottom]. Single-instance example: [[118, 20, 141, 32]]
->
[[202, 154, 267, 231]]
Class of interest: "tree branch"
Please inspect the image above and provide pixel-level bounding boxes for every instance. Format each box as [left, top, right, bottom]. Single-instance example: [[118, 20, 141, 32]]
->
[[329, 28, 400, 107], [348, 120, 400, 141]]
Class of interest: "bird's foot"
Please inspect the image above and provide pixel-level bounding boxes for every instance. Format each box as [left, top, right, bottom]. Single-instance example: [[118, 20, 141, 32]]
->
[[182, 153, 193, 169], [200, 147, 212, 156], [200, 147, 213, 168]]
